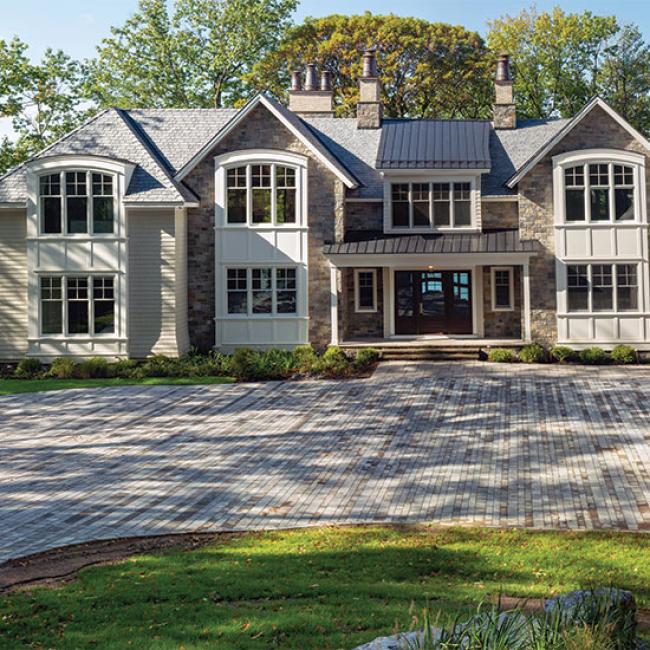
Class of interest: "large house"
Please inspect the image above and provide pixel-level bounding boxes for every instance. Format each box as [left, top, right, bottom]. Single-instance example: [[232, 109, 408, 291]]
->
[[0, 51, 649, 360]]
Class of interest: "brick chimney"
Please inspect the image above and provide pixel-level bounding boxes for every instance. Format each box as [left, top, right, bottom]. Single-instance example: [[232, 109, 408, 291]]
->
[[288, 64, 334, 117], [493, 53, 516, 129], [357, 49, 382, 129]]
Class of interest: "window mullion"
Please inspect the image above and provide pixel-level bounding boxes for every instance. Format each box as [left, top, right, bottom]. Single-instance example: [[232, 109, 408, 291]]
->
[[588, 264, 593, 313], [247, 268, 252, 317], [584, 164, 590, 223], [608, 163, 615, 223], [408, 183, 413, 228], [428, 183, 433, 228], [246, 165, 252, 226], [88, 275, 94, 336], [271, 164, 277, 226], [61, 171, 67, 235], [613, 264, 619, 312], [87, 171, 92, 234], [272, 268, 277, 315], [449, 182, 455, 227]]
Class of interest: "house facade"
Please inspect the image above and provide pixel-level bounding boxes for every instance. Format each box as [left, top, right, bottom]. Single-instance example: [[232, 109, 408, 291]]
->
[[0, 51, 649, 360]]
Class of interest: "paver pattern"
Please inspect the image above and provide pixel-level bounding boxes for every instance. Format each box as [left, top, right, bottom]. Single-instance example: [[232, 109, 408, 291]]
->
[[2, 361, 650, 562]]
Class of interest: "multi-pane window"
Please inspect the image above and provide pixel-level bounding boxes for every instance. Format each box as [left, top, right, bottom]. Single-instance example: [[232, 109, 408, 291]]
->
[[226, 268, 298, 315], [491, 267, 513, 310], [226, 164, 298, 225], [567, 264, 639, 313], [226, 269, 248, 313], [40, 277, 63, 334], [39, 275, 116, 336], [563, 163, 636, 223], [355, 270, 376, 312], [390, 181, 473, 229], [39, 171, 115, 234]]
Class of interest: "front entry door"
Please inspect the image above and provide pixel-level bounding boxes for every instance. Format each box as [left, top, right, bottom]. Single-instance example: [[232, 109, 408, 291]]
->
[[394, 270, 472, 335]]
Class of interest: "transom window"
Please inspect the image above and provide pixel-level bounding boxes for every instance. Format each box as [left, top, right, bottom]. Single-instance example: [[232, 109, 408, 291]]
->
[[564, 162, 636, 223], [39, 171, 116, 235], [226, 267, 297, 315], [39, 275, 115, 335], [567, 263, 638, 312], [390, 181, 473, 229], [226, 164, 297, 225]]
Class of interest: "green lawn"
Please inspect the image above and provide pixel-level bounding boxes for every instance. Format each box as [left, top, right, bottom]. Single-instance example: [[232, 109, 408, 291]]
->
[[0, 376, 234, 395], [1, 526, 648, 649]]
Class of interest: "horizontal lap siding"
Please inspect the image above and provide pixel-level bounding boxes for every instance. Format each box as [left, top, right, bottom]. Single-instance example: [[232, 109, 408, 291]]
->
[[128, 209, 180, 358], [0, 210, 28, 360]]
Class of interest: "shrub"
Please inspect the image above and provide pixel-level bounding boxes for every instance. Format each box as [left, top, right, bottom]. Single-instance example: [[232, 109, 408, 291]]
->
[[519, 343, 547, 364], [610, 344, 637, 365], [487, 348, 517, 363], [76, 357, 109, 379], [47, 357, 76, 379], [258, 348, 294, 380], [316, 346, 352, 378], [14, 357, 43, 379], [109, 359, 141, 379], [580, 346, 609, 365], [354, 347, 380, 370], [176, 353, 223, 378], [550, 345, 577, 363], [292, 344, 319, 374], [140, 355, 179, 377], [227, 347, 260, 381]]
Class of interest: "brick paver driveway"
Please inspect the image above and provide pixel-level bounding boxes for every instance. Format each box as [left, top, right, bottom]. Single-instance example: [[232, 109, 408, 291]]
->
[[2, 361, 650, 562]]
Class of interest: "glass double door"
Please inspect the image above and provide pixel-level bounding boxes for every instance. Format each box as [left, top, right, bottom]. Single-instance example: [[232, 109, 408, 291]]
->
[[394, 270, 472, 335]]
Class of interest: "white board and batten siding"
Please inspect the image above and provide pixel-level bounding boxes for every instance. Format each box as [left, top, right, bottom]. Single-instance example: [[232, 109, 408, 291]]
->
[[0, 210, 28, 360], [214, 150, 309, 350]]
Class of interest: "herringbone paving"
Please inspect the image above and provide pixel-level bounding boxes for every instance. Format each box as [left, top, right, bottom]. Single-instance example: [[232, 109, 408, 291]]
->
[[2, 361, 650, 562]]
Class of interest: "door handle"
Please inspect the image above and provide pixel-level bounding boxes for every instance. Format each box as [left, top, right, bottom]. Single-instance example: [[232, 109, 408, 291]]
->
[[419, 303, 423, 315]]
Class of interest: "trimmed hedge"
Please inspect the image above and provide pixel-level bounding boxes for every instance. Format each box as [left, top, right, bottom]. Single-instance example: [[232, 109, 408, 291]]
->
[[487, 348, 517, 363]]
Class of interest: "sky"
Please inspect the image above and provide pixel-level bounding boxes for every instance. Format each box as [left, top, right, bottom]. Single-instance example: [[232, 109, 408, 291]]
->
[[2, 0, 650, 138]]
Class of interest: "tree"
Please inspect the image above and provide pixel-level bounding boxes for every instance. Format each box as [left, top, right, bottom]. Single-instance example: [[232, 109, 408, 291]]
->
[[0, 37, 90, 174], [249, 13, 494, 119], [598, 25, 650, 133], [86, 0, 297, 109], [487, 7, 618, 119]]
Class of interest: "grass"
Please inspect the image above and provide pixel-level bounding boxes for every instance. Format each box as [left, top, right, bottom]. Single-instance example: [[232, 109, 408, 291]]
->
[[1, 526, 649, 649], [0, 376, 234, 395]]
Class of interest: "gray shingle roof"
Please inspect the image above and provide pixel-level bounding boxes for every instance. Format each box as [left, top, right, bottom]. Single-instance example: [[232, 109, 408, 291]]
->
[[324, 230, 539, 256], [377, 119, 491, 169]]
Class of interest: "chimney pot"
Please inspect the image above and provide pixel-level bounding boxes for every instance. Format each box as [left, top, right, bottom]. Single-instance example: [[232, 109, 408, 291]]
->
[[495, 53, 511, 82], [290, 70, 302, 91], [362, 48, 378, 78], [320, 70, 332, 92], [304, 63, 317, 91]]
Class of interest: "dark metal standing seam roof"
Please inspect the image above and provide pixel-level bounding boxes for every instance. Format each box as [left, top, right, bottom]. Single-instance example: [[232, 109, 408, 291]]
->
[[323, 230, 539, 256], [376, 119, 492, 169]]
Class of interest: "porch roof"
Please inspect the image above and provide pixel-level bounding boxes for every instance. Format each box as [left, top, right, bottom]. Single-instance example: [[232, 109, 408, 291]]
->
[[323, 230, 539, 256]]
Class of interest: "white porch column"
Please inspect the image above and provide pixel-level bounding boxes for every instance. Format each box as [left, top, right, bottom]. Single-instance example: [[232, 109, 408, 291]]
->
[[329, 263, 339, 345], [522, 261, 532, 342]]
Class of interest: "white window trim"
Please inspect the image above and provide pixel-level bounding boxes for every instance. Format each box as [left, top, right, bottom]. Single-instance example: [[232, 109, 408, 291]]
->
[[215, 149, 308, 229], [490, 266, 514, 311], [224, 266, 299, 318], [38, 273, 118, 338], [354, 268, 378, 313], [553, 149, 647, 227], [562, 262, 641, 315], [383, 174, 481, 234]]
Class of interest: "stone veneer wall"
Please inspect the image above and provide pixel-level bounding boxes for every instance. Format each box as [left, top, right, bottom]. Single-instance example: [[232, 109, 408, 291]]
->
[[481, 201, 519, 230], [341, 268, 384, 339], [345, 201, 383, 236], [482, 266, 522, 339], [518, 105, 650, 346], [182, 104, 344, 350]]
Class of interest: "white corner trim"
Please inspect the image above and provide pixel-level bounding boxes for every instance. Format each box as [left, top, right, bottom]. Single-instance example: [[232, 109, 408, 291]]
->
[[507, 97, 650, 188], [490, 266, 515, 311], [354, 268, 378, 312], [175, 94, 358, 189]]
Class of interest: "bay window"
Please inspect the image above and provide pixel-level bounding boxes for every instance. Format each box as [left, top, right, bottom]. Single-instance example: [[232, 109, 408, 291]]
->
[[39, 275, 116, 336], [226, 268, 297, 315], [390, 181, 474, 229], [563, 162, 637, 223], [39, 171, 116, 235], [226, 164, 297, 225], [566, 263, 639, 313]]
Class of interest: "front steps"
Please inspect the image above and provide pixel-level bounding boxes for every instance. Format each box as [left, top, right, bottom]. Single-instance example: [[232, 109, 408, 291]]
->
[[340, 340, 524, 362]]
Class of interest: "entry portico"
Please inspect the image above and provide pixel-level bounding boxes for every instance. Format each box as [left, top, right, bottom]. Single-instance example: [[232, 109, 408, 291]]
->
[[325, 231, 536, 345]]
